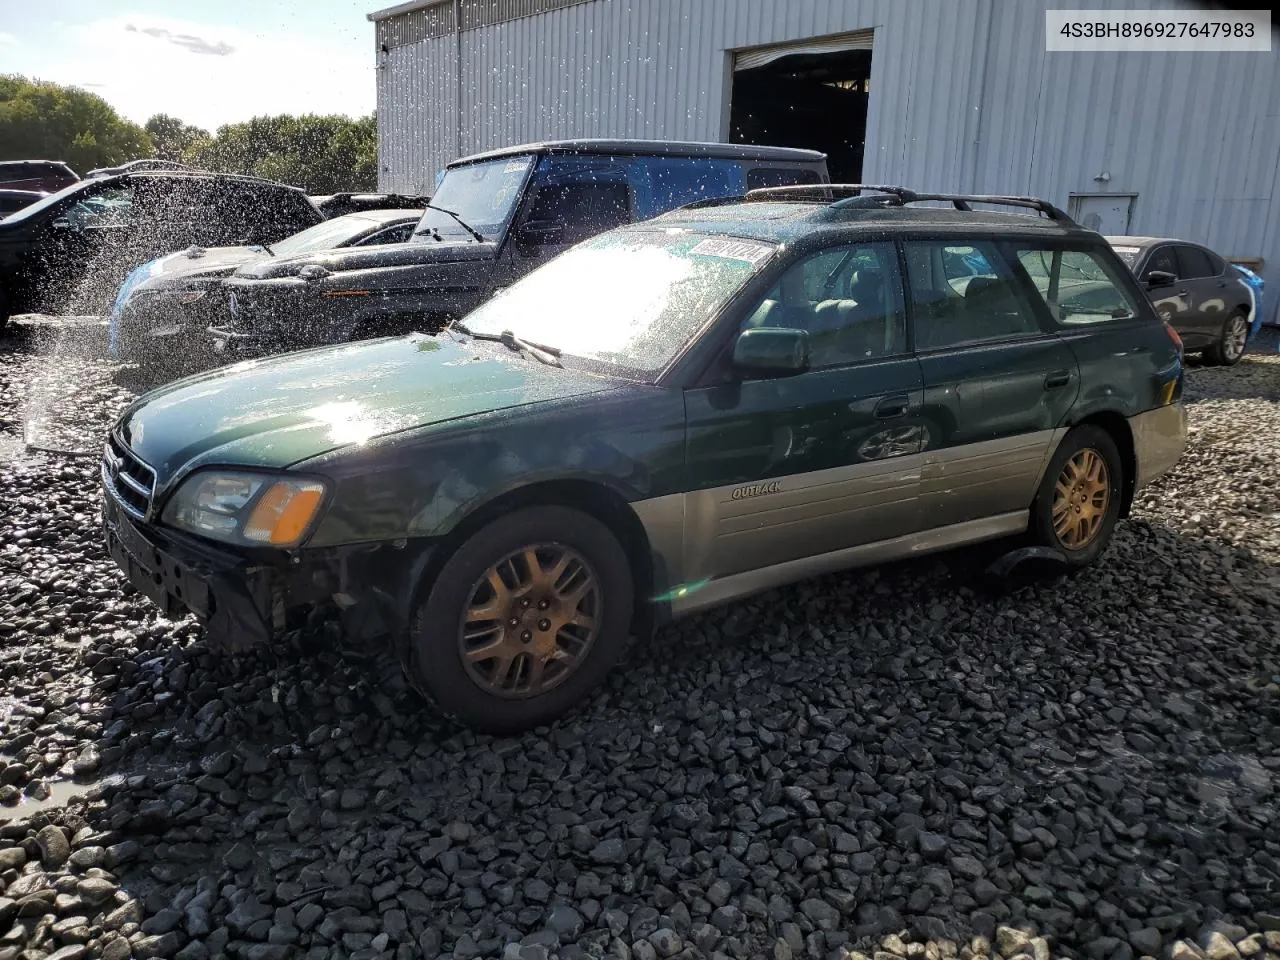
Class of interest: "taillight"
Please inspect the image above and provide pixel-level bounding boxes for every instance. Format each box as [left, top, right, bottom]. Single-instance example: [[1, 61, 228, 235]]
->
[[1163, 319, 1183, 353]]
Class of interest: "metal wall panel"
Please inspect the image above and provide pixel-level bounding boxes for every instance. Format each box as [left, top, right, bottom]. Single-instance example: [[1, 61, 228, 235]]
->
[[374, 0, 1280, 321]]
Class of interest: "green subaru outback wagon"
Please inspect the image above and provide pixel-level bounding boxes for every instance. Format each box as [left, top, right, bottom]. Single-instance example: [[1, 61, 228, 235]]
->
[[102, 185, 1187, 732]]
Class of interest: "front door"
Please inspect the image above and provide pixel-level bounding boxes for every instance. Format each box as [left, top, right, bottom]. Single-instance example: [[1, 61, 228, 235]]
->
[[499, 155, 634, 286], [905, 239, 1080, 530], [1174, 243, 1230, 345], [31, 182, 136, 313], [682, 240, 925, 584]]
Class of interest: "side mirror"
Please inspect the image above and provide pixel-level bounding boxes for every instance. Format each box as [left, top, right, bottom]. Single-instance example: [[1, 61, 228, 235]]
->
[[1145, 269, 1177, 289], [732, 327, 810, 378]]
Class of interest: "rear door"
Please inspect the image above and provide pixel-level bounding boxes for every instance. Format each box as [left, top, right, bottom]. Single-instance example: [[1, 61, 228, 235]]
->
[[906, 238, 1080, 531], [682, 240, 924, 584]]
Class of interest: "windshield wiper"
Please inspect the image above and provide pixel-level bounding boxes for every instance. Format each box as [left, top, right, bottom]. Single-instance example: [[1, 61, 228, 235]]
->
[[452, 321, 562, 366], [258, 242, 275, 256], [424, 203, 486, 243]]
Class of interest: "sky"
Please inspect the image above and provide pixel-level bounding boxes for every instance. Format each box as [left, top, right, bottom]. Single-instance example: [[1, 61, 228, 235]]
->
[[0, 0, 380, 130]]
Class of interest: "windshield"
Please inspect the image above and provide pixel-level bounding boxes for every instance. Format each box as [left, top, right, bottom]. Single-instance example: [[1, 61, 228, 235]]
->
[[460, 229, 778, 375], [411, 155, 533, 242], [1109, 245, 1143, 267], [0, 178, 92, 225], [270, 215, 389, 256]]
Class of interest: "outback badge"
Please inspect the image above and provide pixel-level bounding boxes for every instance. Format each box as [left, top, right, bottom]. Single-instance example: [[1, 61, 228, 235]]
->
[[730, 480, 781, 501]]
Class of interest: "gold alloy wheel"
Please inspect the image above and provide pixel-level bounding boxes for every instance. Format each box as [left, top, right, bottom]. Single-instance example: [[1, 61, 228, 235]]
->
[[1052, 448, 1111, 549], [458, 544, 601, 699]]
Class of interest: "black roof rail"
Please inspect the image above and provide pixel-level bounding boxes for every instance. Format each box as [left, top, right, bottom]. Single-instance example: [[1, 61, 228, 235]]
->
[[830, 189, 1075, 223], [676, 183, 1076, 223]]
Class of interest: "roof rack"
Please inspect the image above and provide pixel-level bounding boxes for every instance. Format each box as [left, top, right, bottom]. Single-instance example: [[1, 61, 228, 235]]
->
[[824, 187, 1075, 223], [676, 184, 1076, 223]]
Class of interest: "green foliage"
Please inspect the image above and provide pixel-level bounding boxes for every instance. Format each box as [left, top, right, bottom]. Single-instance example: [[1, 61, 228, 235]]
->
[[0, 74, 153, 172], [186, 113, 378, 193], [0, 75, 378, 193], [144, 114, 211, 161]]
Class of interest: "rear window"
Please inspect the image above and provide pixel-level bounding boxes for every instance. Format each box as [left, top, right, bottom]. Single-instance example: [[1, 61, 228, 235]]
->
[[1014, 246, 1143, 326]]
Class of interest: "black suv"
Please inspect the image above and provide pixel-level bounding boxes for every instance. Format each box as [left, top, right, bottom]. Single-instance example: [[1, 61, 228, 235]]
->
[[0, 171, 322, 324], [209, 139, 827, 357], [104, 185, 1186, 732]]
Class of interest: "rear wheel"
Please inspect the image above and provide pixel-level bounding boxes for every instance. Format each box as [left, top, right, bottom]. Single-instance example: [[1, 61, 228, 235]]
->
[[407, 506, 634, 733], [1029, 425, 1123, 568], [1204, 311, 1249, 366]]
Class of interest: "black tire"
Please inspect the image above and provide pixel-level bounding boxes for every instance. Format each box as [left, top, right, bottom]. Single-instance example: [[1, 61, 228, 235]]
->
[[1204, 311, 1249, 366], [1029, 425, 1124, 568], [407, 505, 634, 734]]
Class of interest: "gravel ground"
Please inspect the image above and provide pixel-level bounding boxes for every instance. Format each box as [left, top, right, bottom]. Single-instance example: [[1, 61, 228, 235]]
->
[[1, 324, 1279, 960]]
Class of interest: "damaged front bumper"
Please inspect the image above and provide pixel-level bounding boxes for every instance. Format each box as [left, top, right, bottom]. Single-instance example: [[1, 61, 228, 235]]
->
[[101, 492, 430, 653]]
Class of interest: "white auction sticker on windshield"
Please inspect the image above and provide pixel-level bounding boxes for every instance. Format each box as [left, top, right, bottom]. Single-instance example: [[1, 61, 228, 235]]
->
[[503, 160, 528, 173], [1111, 246, 1142, 255], [689, 237, 776, 266]]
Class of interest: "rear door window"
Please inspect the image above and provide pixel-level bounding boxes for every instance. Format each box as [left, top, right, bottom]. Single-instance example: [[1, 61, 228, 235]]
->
[[1012, 246, 1142, 326], [903, 239, 1043, 349], [1175, 245, 1215, 279], [633, 157, 745, 218]]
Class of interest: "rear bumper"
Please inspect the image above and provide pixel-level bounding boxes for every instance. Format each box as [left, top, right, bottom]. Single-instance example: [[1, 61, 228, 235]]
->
[[1130, 401, 1188, 491], [101, 491, 430, 652]]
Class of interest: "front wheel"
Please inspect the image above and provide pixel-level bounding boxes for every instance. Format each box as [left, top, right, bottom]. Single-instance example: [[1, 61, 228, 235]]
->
[[407, 506, 634, 734], [1029, 425, 1124, 568], [1204, 311, 1249, 366]]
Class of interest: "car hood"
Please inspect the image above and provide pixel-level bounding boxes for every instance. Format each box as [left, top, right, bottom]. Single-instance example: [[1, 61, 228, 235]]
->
[[234, 238, 496, 280], [145, 246, 269, 285], [116, 333, 618, 488]]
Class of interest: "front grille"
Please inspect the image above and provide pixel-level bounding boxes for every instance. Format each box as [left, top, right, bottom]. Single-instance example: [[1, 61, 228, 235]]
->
[[102, 434, 157, 520]]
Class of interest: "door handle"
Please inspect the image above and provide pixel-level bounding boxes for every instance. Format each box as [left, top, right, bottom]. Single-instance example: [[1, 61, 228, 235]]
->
[[1044, 370, 1071, 390], [874, 395, 910, 419], [1178, 288, 1189, 296]]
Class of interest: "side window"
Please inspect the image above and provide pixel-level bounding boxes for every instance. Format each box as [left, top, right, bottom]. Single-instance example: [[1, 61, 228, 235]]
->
[[904, 240, 1042, 350], [634, 157, 745, 218], [61, 186, 134, 229], [746, 167, 822, 191], [742, 242, 906, 368], [1013, 246, 1142, 326], [358, 223, 415, 246], [524, 180, 632, 243], [1175, 245, 1214, 279], [1146, 246, 1178, 277], [940, 244, 996, 292]]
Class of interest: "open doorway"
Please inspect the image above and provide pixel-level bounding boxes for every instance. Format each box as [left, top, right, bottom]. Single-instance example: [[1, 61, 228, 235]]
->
[[728, 33, 873, 184]]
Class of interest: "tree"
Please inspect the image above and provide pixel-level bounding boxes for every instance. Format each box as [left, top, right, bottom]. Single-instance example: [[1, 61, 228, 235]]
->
[[186, 113, 378, 193], [0, 74, 153, 172], [144, 114, 210, 161]]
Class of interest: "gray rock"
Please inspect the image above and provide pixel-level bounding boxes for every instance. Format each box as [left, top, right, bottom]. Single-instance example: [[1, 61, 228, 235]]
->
[[36, 825, 70, 868], [546, 904, 585, 940], [648, 928, 682, 958]]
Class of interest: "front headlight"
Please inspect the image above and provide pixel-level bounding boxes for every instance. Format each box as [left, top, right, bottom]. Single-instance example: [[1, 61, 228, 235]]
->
[[161, 471, 327, 548]]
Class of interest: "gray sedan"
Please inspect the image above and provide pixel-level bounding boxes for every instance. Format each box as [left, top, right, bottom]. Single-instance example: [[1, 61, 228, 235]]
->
[[1107, 236, 1256, 365]]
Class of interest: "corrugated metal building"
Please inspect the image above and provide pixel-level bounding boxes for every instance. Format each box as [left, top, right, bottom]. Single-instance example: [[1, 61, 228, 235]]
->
[[368, 0, 1280, 323]]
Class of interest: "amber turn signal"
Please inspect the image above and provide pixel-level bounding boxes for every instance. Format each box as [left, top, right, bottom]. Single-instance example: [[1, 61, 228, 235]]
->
[[242, 480, 327, 546]]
